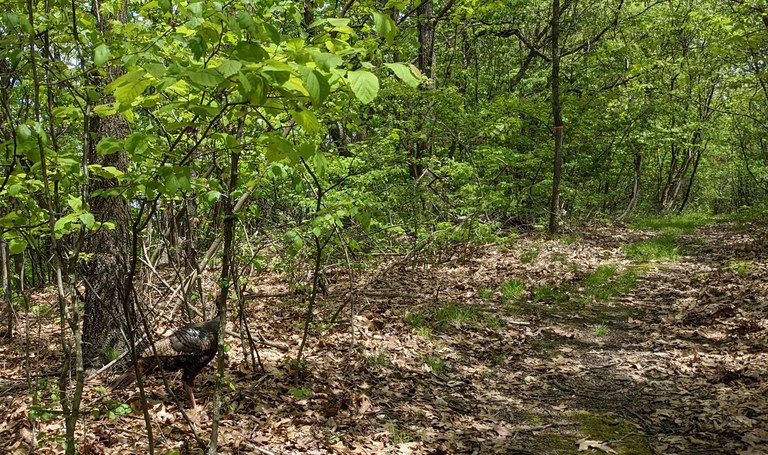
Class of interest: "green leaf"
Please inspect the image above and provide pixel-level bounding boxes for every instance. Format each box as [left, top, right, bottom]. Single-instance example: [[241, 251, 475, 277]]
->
[[372, 12, 397, 43], [264, 135, 294, 162], [384, 62, 421, 88], [79, 213, 96, 228], [8, 238, 27, 255], [67, 195, 83, 211], [308, 50, 342, 71], [94, 43, 111, 67], [291, 109, 320, 134], [347, 70, 379, 104], [216, 60, 242, 78], [237, 71, 267, 105], [188, 69, 225, 87], [231, 42, 268, 63], [96, 137, 123, 155], [93, 104, 117, 117], [301, 69, 330, 106], [107, 70, 149, 104]]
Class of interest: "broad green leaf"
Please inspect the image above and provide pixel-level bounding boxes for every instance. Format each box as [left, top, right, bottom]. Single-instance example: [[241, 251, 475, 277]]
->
[[107, 70, 149, 104], [80, 213, 96, 228], [67, 195, 83, 211], [291, 109, 320, 134], [373, 12, 397, 43], [237, 71, 267, 105], [8, 238, 27, 255], [93, 104, 117, 117], [301, 69, 330, 106], [145, 63, 166, 78], [347, 70, 379, 104], [88, 165, 125, 179], [308, 50, 342, 71], [16, 124, 32, 141], [217, 60, 242, 78], [384, 62, 421, 88], [96, 137, 123, 155], [231, 42, 268, 63], [94, 43, 111, 67], [188, 69, 225, 87], [264, 135, 294, 162], [125, 133, 149, 156]]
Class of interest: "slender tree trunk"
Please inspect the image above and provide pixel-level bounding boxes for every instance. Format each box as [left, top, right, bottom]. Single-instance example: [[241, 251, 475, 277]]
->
[[548, 0, 563, 234], [619, 147, 642, 221]]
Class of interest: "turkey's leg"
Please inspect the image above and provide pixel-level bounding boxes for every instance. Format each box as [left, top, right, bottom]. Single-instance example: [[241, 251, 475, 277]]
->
[[183, 381, 197, 408]]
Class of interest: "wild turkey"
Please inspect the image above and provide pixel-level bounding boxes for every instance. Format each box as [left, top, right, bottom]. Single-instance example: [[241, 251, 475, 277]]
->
[[109, 316, 220, 407]]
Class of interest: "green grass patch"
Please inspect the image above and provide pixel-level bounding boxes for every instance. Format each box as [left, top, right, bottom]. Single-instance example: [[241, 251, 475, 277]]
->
[[723, 259, 752, 276], [500, 278, 526, 304], [532, 284, 570, 304], [593, 323, 610, 337], [422, 355, 445, 374], [622, 235, 683, 262], [581, 264, 638, 301], [520, 246, 541, 264], [364, 350, 390, 367], [434, 303, 479, 327], [385, 421, 413, 444], [628, 213, 713, 234], [404, 303, 496, 333]]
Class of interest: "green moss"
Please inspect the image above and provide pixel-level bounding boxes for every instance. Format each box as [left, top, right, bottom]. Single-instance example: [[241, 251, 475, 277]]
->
[[571, 411, 652, 454]]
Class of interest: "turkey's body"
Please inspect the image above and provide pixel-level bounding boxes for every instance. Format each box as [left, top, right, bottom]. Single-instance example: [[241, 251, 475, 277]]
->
[[110, 316, 220, 407]]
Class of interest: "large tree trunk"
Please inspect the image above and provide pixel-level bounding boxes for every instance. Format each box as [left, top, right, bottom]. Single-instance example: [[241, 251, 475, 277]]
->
[[80, 0, 132, 369]]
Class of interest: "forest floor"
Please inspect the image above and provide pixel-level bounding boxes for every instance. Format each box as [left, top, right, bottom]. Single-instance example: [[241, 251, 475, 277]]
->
[[1, 217, 767, 454]]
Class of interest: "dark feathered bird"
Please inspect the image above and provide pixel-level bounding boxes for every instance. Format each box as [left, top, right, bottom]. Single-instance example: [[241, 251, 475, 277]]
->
[[109, 316, 220, 407]]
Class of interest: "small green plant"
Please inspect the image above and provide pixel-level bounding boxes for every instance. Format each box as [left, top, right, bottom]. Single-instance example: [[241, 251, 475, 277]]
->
[[520, 246, 540, 264], [593, 323, 610, 337], [404, 310, 427, 329], [416, 326, 432, 338], [532, 284, 569, 303], [724, 259, 752, 276], [500, 279, 526, 304], [288, 387, 312, 399], [622, 235, 682, 262], [422, 355, 445, 374], [434, 303, 478, 327], [477, 287, 494, 300], [364, 350, 390, 367], [385, 421, 413, 444]]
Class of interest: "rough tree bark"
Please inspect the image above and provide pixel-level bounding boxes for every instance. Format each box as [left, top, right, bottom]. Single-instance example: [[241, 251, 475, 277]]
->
[[80, 0, 132, 369], [548, 0, 564, 234]]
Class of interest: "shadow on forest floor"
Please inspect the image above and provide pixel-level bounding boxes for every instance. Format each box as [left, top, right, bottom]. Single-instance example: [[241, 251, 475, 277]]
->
[[0, 220, 767, 454]]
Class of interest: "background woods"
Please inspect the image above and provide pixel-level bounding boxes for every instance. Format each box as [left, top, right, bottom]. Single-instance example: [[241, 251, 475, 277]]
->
[[2, 0, 768, 453]]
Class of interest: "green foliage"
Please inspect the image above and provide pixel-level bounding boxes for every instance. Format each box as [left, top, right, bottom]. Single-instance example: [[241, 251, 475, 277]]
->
[[288, 387, 312, 399], [593, 323, 610, 337], [500, 279, 526, 304], [422, 355, 445, 374], [581, 265, 637, 301], [532, 284, 570, 304], [622, 235, 683, 262], [628, 213, 714, 235]]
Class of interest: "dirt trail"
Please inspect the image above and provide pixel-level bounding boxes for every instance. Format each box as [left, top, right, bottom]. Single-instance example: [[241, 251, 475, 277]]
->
[[1, 221, 767, 454]]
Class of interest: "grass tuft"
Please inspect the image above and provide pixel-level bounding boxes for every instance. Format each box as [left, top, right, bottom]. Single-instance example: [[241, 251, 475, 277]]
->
[[622, 235, 683, 262]]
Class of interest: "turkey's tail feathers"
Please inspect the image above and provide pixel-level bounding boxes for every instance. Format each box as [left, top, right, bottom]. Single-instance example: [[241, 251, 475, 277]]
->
[[109, 369, 137, 390]]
